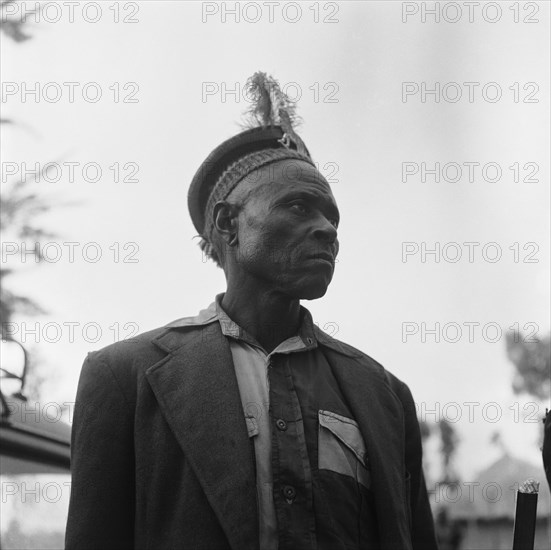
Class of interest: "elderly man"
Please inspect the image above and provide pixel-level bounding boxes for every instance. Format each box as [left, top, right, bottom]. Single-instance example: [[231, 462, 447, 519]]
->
[[66, 73, 437, 550]]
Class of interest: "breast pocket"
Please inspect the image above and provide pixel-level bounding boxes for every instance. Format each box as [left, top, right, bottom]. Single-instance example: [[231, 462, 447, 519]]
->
[[318, 410, 371, 490]]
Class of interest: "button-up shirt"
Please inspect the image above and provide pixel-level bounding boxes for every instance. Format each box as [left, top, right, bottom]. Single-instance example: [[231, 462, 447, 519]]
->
[[186, 296, 379, 549]]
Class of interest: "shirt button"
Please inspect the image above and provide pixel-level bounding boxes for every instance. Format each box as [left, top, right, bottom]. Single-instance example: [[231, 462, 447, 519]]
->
[[282, 485, 296, 502], [275, 418, 287, 431]]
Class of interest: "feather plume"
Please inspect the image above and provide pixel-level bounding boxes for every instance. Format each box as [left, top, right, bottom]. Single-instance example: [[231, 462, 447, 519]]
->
[[242, 72, 302, 137]]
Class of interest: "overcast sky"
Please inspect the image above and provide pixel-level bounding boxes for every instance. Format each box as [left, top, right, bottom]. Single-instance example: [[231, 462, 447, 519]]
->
[[1, 1, 549, 482]]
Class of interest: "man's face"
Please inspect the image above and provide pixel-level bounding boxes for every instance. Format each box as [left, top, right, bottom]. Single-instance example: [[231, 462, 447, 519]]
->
[[228, 158, 340, 300]]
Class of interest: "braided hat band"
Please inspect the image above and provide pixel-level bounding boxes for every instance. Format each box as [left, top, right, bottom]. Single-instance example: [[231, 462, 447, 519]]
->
[[202, 147, 314, 245]]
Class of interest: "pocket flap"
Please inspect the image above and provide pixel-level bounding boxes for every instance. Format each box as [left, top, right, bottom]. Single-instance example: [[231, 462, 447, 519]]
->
[[318, 410, 368, 467]]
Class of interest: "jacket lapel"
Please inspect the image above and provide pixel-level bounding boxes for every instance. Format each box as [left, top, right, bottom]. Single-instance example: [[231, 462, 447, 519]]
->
[[316, 329, 413, 549], [145, 322, 258, 550]]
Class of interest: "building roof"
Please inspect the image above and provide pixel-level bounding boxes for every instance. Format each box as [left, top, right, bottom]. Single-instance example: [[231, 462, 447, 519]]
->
[[431, 453, 550, 520]]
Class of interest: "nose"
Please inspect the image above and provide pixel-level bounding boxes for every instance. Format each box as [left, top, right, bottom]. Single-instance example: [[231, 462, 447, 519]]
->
[[313, 216, 338, 245]]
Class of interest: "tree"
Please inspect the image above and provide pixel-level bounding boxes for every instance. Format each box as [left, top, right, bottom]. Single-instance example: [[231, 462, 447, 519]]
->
[[1, 0, 51, 330], [1, 1, 52, 400], [439, 418, 459, 483], [0, 171, 54, 335], [0, 0, 35, 43], [506, 331, 551, 401]]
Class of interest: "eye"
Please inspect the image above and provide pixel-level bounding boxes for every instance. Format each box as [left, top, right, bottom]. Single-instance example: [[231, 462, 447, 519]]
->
[[329, 218, 339, 229], [290, 202, 309, 214]]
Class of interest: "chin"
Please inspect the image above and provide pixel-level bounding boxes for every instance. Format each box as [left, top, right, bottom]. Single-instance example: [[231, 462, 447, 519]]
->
[[294, 278, 331, 301], [301, 288, 329, 301], [273, 269, 333, 300]]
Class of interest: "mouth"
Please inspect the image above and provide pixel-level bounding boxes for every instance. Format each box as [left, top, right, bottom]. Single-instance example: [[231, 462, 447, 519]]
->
[[306, 253, 335, 265]]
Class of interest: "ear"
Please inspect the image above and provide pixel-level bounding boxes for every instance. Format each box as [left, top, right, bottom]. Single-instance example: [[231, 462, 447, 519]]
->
[[213, 201, 239, 246]]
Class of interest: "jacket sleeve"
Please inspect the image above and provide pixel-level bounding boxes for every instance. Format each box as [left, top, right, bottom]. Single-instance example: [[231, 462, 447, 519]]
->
[[394, 378, 439, 550], [66, 352, 135, 550]]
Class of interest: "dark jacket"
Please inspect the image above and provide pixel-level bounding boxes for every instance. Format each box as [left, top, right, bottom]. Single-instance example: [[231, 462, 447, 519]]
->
[[66, 319, 438, 550]]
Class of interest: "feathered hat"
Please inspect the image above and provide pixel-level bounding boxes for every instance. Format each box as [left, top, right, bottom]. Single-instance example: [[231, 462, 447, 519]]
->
[[188, 72, 315, 258]]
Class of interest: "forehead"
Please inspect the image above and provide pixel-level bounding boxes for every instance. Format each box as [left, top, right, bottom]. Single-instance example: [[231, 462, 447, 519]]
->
[[243, 159, 336, 202]]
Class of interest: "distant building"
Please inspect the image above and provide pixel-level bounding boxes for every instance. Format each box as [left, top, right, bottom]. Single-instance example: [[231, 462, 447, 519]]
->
[[428, 453, 550, 550]]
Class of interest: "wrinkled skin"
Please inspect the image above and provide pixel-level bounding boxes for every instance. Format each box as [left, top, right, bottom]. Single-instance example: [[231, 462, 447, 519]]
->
[[212, 158, 340, 352]]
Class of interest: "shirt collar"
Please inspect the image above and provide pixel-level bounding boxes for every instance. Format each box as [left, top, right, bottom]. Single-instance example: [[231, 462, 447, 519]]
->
[[215, 293, 318, 355], [165, 293, 318, 353]]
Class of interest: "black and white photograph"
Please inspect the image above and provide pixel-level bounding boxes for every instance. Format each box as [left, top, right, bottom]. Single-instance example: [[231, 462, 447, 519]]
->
[[0, 1, 549, 549]]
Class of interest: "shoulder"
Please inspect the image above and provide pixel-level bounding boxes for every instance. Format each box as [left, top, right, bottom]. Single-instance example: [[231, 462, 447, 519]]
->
[[87, 300, 218, 365], [314, 325, 415, 406], [79, 320, 211, 400], [87, 326, 170, 370], [75, 327, 167, 399]]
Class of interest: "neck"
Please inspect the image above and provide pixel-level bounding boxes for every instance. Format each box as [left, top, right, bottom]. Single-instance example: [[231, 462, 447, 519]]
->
[[221, 280, 301, 354]]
